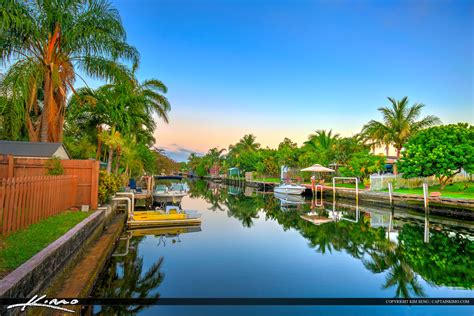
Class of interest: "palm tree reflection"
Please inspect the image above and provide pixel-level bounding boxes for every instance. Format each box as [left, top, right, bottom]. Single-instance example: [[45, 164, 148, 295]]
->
[[94, 237, 165, 314]]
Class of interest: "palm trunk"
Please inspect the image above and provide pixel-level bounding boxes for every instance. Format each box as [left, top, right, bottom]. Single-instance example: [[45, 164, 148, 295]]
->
[[40, 71, 53, 142], [96, 127, 102, 160], [114, 149, 121, 175], [393, 148, 401, 175], [107, 147, 114, 173]]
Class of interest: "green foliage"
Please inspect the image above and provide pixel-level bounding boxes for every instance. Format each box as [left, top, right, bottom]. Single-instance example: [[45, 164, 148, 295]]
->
[[339, 150, 385, 179], [1, 0, 139, 141], [398, 123, 474, 188], [98, 170, 122, 204], [45, 156, 64, 176]]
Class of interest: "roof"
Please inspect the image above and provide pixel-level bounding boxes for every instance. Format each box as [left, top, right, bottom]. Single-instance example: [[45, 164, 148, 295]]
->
[[0, 141, 71, 159]]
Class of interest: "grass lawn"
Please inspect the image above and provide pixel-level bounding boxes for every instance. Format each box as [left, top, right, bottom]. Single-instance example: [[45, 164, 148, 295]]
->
[[0, 210, 91, 276], [386, 182, 474, 199], [255, 178, 281, 183], [331, 183, 366, 189]]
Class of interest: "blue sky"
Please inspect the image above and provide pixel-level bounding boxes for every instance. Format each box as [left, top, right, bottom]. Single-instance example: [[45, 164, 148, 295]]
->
[[97, 0, 473, 161]]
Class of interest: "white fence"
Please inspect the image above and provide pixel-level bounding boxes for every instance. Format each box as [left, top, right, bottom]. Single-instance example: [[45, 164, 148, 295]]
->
[[370, 171, 471, 191]]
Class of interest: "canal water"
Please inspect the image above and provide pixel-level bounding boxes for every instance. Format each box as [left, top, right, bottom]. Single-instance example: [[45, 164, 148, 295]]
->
[[91, 180, 473, 315]]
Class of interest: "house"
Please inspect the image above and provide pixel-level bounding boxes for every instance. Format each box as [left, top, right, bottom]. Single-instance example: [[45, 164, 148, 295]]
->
[[0, 141, 71, 159]]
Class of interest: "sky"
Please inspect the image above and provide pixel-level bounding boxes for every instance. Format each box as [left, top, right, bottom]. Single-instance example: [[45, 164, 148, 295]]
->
[[86, 0, 473, 161]]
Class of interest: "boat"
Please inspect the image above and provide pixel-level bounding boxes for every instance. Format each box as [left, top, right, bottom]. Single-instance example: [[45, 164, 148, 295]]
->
[[273, 183, 306, 195], [127, 205, 201, 228], [153, 183, 188, 204]]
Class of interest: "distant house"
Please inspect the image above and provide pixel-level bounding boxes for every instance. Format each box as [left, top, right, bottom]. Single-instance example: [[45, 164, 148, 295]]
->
[[209, 164, 220, 176], [0, 141, 71, 159]]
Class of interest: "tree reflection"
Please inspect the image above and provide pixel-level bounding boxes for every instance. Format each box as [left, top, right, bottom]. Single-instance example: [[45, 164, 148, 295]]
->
[[93, 237, 165, 314], [188, 180, 473, 296], [226, 195, 260, 228]]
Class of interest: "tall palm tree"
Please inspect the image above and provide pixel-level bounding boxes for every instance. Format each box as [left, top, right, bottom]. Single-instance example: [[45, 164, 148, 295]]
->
[[237, 134, 260, 151], [1, 0, 139, 142], [65, 70, 170, 170], [362, 97, 441, 160], [304, 129, 340, 151], [303, 129, 339, 165]]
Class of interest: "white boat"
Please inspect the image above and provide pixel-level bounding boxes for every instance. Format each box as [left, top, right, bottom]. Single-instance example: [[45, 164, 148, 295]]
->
[[273, 183, 306, 195], [153, 183, 188, 203]]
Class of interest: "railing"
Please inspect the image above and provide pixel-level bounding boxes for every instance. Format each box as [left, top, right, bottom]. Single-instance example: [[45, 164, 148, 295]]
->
[[0, 175, 78, 236]]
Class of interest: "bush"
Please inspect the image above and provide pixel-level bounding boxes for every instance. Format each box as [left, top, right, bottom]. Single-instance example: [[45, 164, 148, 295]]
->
[[45, 156, 64, 175], [98, 170, 122, 204]]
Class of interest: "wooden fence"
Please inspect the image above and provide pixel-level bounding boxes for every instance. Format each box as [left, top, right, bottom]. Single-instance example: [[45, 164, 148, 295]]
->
[[0, 175, 78, 236], [0, 155, 99, 209]]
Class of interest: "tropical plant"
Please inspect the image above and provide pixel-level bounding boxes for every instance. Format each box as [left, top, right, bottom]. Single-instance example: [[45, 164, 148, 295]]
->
[[303, 129, 339, 165], [361, 97, 441, 163], [339, 150, 385, 180], [98, 170, 121, 204], [398, 123, 474, 189], [1, 0, 139, 142]]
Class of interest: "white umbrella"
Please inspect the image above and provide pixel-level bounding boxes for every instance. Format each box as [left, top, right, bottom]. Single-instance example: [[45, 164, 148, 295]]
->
[[300, 164, 335, 172]]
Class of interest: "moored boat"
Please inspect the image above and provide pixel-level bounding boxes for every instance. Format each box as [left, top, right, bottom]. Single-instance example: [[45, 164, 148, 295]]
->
[[274, 183, 306, 195], [127, 205, 201, 228]]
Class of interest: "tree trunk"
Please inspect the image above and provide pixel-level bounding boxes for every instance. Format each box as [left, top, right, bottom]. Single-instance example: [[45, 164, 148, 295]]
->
[[40, 70, 53, 142], [107, 147, 114, 173], [393, 148, 401, 175], [96, 127, 102, 160], [114, 149, 121, 175]]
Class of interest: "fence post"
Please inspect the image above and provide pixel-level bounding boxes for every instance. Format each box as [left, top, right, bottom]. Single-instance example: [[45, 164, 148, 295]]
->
[[0, 179, 5, 235], [7, 154, 14, 178], [90, 161, 99, 209]]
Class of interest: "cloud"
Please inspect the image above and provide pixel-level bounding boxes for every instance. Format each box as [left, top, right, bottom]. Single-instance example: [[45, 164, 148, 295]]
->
[[158, 144, 204, 162]]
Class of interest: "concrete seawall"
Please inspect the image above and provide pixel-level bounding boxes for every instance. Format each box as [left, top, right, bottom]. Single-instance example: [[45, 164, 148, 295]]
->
[[0, 210, 106, 299]]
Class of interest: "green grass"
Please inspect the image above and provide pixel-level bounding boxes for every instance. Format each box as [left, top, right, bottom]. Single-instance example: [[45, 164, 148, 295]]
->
[[331, 183, 366, 189], [385, 182, 474, 199], [0, 210, 91, 275], [255, 178, 281, 183]]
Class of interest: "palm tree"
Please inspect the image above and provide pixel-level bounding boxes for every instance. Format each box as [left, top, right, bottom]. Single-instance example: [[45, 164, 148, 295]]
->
[[304, 129, 340, 151], [1, 0, 139, 142], [237, 134, 261, 151], [303, 129, 339, 165], [362, 97, 441, 161]]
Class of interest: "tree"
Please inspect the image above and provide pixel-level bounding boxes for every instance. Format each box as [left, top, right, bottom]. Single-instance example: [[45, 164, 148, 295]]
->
[[361, 97, 441, 172], [1, 0, 138, 142], [339, 150, 386, 180], [276, 138, 299, 167], [398, 123, 474, 189], [236, 134, 260, 152], [334, 136, 367, 167], [303, 129, 339, 165]]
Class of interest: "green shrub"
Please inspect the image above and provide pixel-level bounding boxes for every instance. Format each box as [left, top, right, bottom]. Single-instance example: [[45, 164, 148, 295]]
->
[[98, 170, 121, 204], [45, 156, 64, 175]]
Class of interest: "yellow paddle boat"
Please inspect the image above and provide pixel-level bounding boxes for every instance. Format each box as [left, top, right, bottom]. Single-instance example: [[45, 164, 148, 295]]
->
[[127, 205, 201, 228]]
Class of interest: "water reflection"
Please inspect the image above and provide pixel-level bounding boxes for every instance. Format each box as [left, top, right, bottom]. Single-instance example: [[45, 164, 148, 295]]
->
[[93, 226, 201, 314], [189, 180, 474, 295], [91, 179, 473, 314]]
